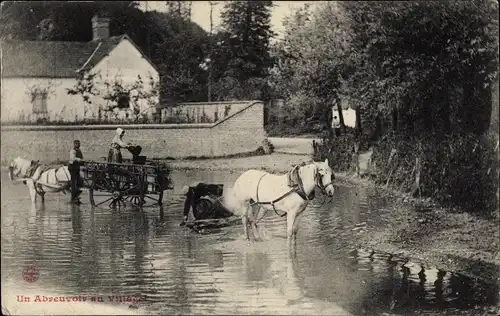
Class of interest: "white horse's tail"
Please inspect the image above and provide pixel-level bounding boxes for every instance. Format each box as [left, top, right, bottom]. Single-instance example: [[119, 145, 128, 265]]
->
[[222, 186, 243, 215]]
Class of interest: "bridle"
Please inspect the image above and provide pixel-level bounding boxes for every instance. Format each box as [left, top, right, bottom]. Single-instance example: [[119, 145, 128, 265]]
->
[[8, 161, 32, 185], [250, 163, 336, 217], [314, 168, 335, 196], [8, 161, 31, 179]]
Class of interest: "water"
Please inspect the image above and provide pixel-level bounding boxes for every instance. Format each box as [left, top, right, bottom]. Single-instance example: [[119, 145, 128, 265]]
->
[[1, 169, 498, 315]]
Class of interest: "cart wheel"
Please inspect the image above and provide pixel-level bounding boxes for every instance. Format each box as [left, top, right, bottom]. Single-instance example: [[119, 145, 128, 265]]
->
[[88, 176, 97, 207], [139, 192, 146, 207]]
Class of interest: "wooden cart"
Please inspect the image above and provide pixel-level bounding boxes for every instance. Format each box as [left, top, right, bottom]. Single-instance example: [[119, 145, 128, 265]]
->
[[81, 160, 173, 208]]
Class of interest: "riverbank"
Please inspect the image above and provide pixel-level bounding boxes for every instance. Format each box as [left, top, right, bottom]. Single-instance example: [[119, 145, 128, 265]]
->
[[167, 153, 499, 286]]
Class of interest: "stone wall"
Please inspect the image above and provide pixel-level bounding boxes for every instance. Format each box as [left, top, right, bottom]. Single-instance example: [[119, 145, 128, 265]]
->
[[0, 101, 265, 165]]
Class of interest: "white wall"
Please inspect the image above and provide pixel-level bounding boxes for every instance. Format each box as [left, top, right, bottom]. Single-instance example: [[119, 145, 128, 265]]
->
[[93, 38, 158, 81], [1, 77, 82, 122], [332, 107, 356, 128], [1, 38, 160, 123], [91, 38, 159, 118]]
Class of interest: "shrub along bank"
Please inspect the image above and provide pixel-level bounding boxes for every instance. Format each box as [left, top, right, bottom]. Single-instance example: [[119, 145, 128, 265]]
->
[[313, 131, 499, 217]]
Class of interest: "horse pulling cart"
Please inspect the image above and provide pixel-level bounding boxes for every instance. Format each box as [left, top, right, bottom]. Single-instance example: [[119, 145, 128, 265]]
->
[[81, 158, 173, 208]]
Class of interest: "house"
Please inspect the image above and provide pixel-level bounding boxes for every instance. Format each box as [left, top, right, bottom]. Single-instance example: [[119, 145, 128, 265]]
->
[[332, 98, 356, 128], [0, 15, 160, 123]]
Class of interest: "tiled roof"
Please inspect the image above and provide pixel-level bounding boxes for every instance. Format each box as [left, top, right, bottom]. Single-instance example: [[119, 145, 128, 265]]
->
[[0, 36, 125, 78], [76, 36, 124, 72]]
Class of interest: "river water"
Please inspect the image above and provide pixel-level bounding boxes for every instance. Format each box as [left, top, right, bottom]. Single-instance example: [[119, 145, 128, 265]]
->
[[1, 169, 498, 315]]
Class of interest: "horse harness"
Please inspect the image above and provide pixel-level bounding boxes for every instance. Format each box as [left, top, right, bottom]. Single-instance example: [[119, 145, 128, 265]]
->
[[250, 164, 320, 217], [21, 161, 71, 194]]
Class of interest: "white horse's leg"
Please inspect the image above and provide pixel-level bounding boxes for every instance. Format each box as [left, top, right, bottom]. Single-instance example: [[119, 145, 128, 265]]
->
[[287, 211, 297, 255], [248, 205, 262, 242], [26, 180, 37, 204], [241, 203, 251, 241], [251, 205, 266, 241], [291, 215, 301, 249]]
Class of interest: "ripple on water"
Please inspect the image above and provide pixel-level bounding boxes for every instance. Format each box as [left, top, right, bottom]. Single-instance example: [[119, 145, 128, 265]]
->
[[1, 170, 497, 315]]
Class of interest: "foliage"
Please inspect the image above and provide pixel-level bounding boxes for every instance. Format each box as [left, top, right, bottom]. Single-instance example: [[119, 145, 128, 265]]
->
[[269, 2, 350, 132], [370, 132, 499, 216], [312, 128, 371, 171], [275, 0, 499, 215], [0, 2, 138, 41], [338, 0, 499, 136], [0, 1, 210, 103], [312, 129, 499, 216], [148, 11, 209, 103], [164, 1, 192, 20], [212, 1, 275, 101], [24, 79, 60, 103], [271, 1, 499, 137], [66, 71, 159, 123]]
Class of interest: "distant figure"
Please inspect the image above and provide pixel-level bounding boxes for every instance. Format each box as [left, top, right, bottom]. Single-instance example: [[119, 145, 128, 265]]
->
[[331, 114, 341, 137], [108, 127, 131, 163], [181, 182, 234, 225], [69, 140, 84, 203]]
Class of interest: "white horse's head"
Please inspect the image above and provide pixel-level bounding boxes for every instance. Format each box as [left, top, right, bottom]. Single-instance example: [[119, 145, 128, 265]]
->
[[313, 158, 336, 197], [9, 157, 33, 181]]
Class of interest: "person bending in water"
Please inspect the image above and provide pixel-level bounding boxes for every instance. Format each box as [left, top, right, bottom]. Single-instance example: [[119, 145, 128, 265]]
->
[[180, 182, 233, 225]]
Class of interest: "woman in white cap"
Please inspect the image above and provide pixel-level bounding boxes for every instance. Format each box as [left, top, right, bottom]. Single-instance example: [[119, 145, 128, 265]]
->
[[108, 127, 131, 163]]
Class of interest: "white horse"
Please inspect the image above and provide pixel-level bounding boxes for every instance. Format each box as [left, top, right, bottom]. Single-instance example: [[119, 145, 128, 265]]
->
[[225, 158, 336, 253], [8, 157, 72, 204]]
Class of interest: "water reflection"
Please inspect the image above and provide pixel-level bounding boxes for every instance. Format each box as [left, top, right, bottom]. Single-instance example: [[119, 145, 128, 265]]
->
[[1, 170, 498, 316]]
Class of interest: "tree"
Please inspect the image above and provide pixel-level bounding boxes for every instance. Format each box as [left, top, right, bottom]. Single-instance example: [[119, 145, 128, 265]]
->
[[213, 0, 275, 100], [269, 2, 350, 134], [66, 71, 160, 123], [271, 0, 498, 139], [0, 2, 139, 41], [206, 1, 219, 102], [165, 1, 192, 20], [338, 0, 499, 137], [148, 11, 210, 103]]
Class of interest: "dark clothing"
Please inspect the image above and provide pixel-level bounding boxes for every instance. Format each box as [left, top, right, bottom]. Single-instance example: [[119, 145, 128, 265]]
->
[[69, 164, 82, 200], [183, 183, 233, 221], [69, 148, 83, 200]]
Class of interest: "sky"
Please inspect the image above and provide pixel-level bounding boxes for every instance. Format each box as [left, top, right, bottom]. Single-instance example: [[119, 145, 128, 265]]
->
[[136, 1, 315, 38]]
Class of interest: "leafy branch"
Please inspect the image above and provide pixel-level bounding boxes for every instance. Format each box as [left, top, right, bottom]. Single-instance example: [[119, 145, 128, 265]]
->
[[66, 71, 159, 123]]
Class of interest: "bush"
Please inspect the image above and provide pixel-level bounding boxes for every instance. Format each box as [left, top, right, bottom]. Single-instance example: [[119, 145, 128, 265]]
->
[[371, 132, 499, 216], [312, 127, 372, 171]]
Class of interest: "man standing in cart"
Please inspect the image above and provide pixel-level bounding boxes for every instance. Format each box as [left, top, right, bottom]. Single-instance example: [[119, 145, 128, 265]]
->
[[108, 127, 131, 163], [69, 139, 84, 203]]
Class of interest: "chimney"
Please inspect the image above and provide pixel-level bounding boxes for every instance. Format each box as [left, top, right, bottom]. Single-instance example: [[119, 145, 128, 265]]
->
[[92, 14, 110, 41]]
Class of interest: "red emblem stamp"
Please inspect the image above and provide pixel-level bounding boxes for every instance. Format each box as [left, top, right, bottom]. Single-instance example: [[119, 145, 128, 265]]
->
[[22, 265, 39, 283]]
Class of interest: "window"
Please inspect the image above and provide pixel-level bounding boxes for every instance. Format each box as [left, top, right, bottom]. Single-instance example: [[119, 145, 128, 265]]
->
[[32, 92, 48, 114], [117, 92, 130, 109]]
